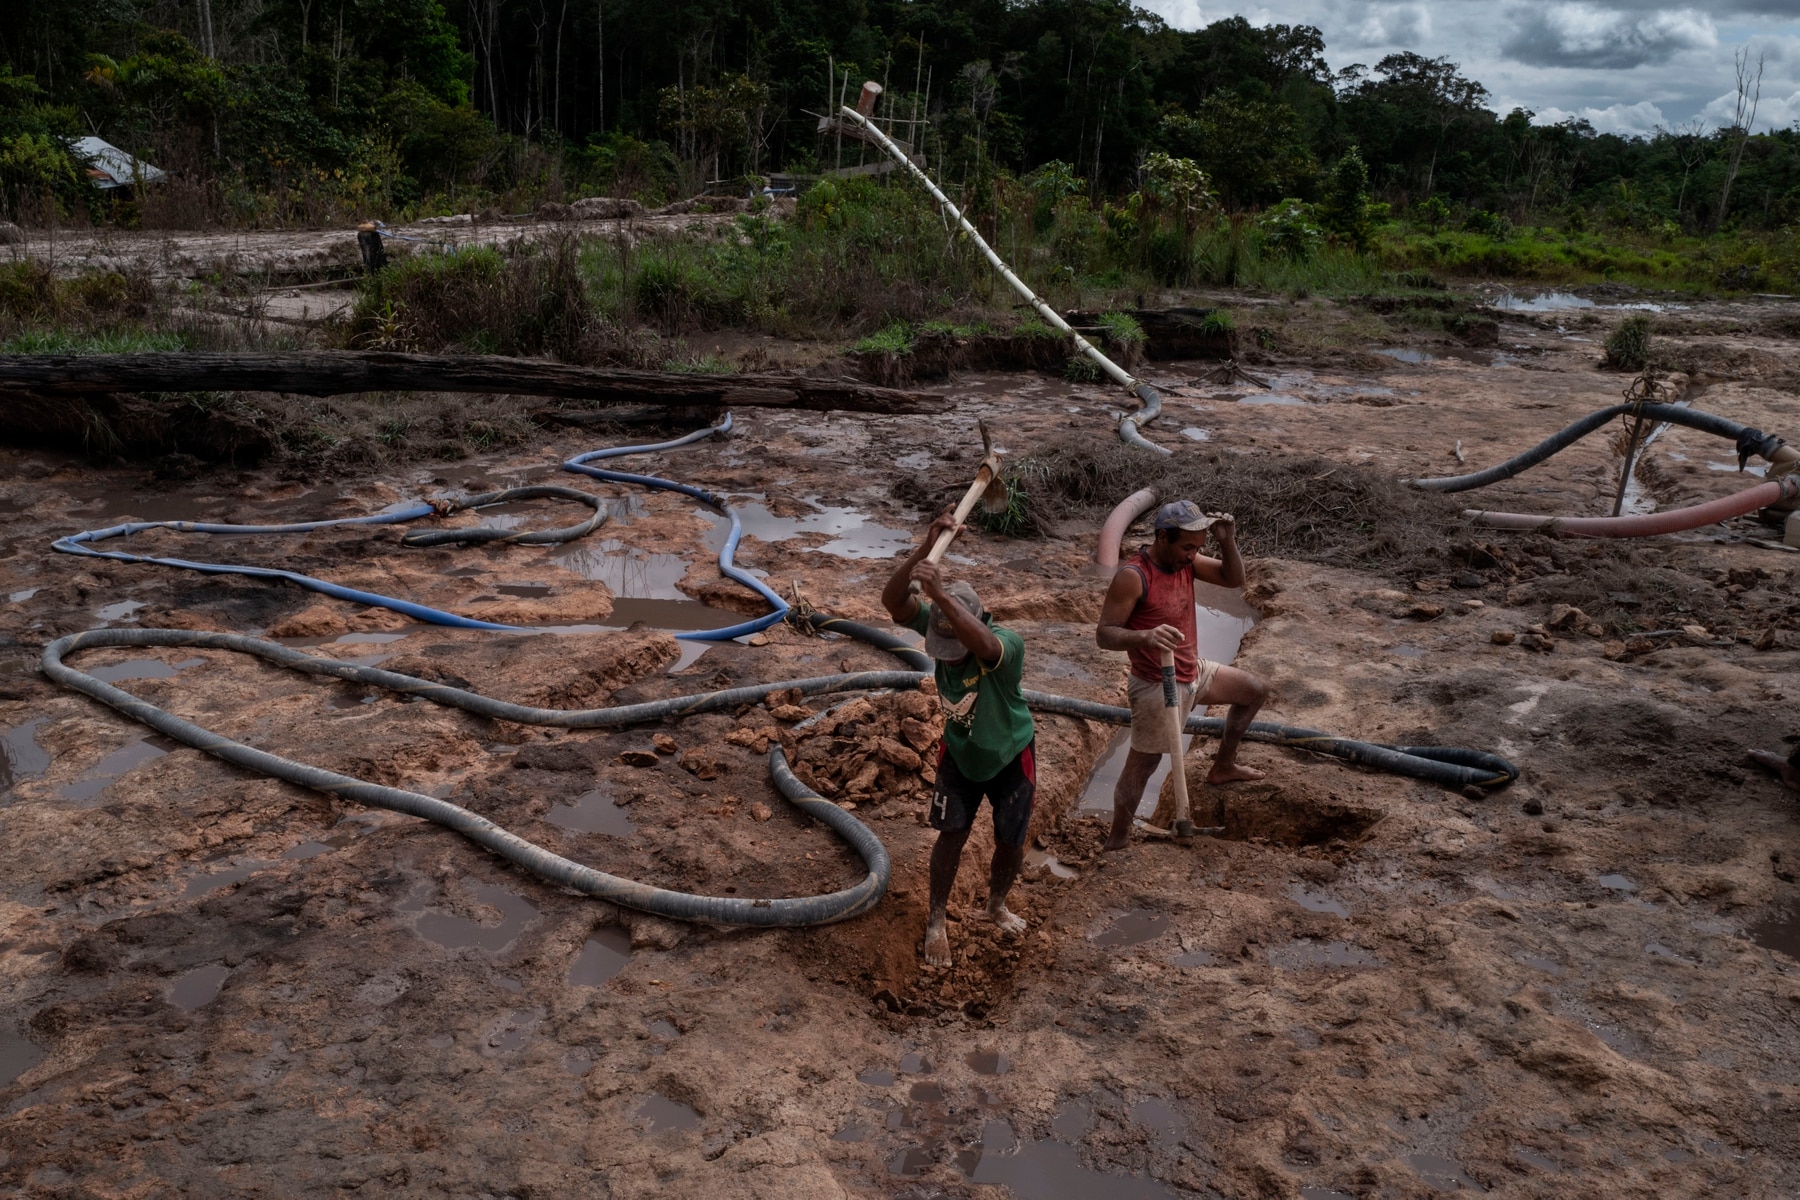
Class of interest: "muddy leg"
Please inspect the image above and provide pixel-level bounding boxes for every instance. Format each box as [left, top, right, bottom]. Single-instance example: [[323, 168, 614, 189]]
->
[[925, 828, 971, 966], [1201, 666, 1269, 785], [1106, 748, 1162, 851], [985, 843, 1027, 935]]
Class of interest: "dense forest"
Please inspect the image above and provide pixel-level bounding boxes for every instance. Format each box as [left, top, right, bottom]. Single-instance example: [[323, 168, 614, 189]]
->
[[3, 0, 1799, 241]]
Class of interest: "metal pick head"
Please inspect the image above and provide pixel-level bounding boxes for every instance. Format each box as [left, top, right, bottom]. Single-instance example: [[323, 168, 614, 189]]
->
[[978, 419, 994, 458]]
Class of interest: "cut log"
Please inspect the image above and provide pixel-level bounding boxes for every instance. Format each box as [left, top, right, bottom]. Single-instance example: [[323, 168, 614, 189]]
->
[[0, 352, 949, 415]]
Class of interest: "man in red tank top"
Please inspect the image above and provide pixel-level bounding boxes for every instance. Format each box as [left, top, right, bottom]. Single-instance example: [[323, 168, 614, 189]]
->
[[1095, 500, 1269, 851]]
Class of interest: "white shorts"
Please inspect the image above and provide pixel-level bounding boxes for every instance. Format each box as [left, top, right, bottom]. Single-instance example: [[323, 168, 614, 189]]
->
[[1126, 660, 1222, 755]]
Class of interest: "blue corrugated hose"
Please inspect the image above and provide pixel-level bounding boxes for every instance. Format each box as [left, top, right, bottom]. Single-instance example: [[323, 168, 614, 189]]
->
[[53, 414, 787, 641]]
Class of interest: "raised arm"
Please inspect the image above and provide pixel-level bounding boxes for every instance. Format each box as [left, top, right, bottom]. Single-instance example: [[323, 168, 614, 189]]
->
[[1191, 515, 1245, 589], [1096, 565, 1184, 654], [882, 510, 961, 624], [912, 561, 1003, 666]]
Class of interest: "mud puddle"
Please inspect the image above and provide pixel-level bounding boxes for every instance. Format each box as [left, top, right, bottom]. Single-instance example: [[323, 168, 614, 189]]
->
[[1024, 848, 1077, 880], [1748, 906, 1800, 960], [1091, 909, 1172, 949], [635, 1094, 700, 1132], [87, 656, 204, 682], [0, 717, 50, 794], [959, 1116, 1184, 1198], [547, 789, 636, 836], [1377, 347, 1519, 367], [699, 498, 914, 559], [1291, 886, 1350, 918], [569, 928, 632, 986], [1407, 1152, 1485, 1191], [0, 1023, 44, 1087], [67, 487, 234, 525], [169, 964, 231, 1010], [601, 598, 747, 632], [96, 599, 146, 622], [1493, 289, 1678, 314], [556, 539, 689, 599], [59, 735, 176, 804], [413, 883, 538, 952], [967, 1049, 1011, 1075]]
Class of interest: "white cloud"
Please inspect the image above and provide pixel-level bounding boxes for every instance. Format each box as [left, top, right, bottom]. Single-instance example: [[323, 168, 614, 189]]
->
[[1700, 85, 1800, 127], [1533, 99, 1669, 132]]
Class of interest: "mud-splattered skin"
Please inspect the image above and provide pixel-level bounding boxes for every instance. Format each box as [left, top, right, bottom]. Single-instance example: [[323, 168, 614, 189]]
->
[[3, 296, 1800, 1197]]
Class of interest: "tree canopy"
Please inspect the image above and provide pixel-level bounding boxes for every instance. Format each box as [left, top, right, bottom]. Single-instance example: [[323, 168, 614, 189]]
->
[[4, 0, 1799, 233]]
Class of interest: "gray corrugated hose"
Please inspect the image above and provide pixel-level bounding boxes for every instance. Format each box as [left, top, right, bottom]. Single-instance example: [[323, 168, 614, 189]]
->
[[44, 627, 919, 927]]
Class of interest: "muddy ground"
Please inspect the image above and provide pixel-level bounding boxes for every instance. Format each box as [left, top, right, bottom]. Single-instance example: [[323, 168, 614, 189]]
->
[[2, 290, 1800, 1199]]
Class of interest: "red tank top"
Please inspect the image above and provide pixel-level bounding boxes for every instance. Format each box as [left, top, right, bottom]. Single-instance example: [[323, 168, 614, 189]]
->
[[1124, 545, 1198, 684]]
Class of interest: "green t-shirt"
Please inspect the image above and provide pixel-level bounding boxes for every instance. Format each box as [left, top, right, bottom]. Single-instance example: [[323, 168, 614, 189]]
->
[[904, 602, 1035, 782]]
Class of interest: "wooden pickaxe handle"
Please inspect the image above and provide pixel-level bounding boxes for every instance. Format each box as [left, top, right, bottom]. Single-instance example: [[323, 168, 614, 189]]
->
[[910, 454, 1001, 595], [1161, 648, 1194, 835], [926, 454, 1001, 564]]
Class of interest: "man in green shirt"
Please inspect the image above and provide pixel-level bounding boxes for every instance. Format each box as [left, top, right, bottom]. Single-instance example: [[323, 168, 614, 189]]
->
[[882, 512, 1036, 968]]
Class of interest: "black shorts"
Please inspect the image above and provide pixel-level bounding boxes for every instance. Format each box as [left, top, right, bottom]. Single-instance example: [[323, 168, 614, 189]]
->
[[930, 741, 1035, 848]]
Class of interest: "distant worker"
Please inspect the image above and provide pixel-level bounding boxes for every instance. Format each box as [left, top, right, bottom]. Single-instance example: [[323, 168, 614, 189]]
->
[[1095, 500, 1269, 851], [882, 511, 1036, 967], [1749, 745, 1800, 792]]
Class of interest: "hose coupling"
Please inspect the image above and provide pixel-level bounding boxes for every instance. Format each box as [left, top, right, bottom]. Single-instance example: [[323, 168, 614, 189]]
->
[[1737, 426, 1785, 471]]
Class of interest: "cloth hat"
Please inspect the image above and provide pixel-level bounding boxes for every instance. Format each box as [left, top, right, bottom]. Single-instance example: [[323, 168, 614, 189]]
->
[[924, 581, 986, 661], [1154, 499, 1214, 533]]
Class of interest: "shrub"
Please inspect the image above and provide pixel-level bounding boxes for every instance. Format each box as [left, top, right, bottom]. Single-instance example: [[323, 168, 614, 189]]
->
[[347, 236, 594, 358], [1097, 311, 1145, 347], [1256, 199, 1323, 259], [1604, 315, 1652, 371], [1064, 354, 1102, 383], [853, 323, 914, 354]]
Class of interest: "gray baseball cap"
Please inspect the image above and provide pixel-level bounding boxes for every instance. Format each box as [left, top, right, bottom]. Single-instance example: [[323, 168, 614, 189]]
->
[[1154, 499, 1215, 533], [924, 582, 986, 661]]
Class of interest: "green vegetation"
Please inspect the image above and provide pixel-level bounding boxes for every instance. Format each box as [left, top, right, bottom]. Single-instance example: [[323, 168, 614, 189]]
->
[[1605, 315, 1654, 371], [1097, 311, 1145, 347], [1064, 355, 1102, 383], [0, 329, 188, 353], [852, 324, 914, 355], [2, 0, 1797, 290], [970, 472, 1035, 538]]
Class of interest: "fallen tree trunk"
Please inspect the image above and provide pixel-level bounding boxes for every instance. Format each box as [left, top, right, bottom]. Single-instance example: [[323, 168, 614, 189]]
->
[[0, 352, 948, 415]]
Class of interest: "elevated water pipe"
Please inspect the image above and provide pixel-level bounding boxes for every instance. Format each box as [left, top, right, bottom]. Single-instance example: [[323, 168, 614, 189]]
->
[[835, 85, 1171, 455]]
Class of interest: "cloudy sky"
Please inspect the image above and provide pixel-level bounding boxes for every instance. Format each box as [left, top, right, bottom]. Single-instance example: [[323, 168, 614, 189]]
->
[[1137, 0, 1800, 137]]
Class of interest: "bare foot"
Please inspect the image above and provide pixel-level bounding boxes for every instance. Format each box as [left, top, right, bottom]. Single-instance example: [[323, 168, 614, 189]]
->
[[1205, 763, 1267, 785], [987, 903, 1027, 935], [923, 919, 952, 967], [1102, 829, 1131, 851], [1748, 749, 1800, 791]]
